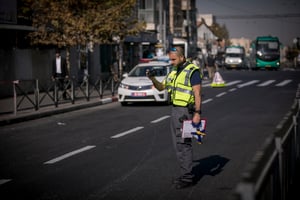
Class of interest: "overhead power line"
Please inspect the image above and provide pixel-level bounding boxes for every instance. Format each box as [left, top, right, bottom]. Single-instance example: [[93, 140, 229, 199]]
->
[[216, 13, 300, 19]]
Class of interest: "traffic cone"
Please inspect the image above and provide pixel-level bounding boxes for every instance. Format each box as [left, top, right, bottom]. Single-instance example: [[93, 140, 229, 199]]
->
[[211, 71, 226, 87]]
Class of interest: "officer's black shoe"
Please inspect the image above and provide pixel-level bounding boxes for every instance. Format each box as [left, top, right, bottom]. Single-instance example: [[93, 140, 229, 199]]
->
[[175, 180, 194, 189]]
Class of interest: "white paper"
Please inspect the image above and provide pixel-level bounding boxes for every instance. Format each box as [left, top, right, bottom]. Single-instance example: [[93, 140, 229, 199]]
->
[[182, 119, 206, 138]]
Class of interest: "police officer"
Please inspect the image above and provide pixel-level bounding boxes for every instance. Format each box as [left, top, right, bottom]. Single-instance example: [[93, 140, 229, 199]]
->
[[147, 46, 202, 189]]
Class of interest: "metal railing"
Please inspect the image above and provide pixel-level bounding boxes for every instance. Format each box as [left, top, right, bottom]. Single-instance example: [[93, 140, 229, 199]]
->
[[0, 75, 120, 115], [235, 84, 300, 200]]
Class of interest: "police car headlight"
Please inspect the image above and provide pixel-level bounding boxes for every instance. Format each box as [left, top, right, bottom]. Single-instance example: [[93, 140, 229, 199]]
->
[[119, 82, 129, 89]]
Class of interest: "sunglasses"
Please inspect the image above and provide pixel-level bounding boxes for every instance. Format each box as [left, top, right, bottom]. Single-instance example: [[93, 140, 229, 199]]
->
[[170, 47, 177, 52], [170, 47, 184, 57]]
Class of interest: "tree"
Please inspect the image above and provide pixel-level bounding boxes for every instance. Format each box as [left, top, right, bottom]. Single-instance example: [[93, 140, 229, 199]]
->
[[210, 22, 230, 46], [21, 0, 145, 76], [22, 0, 145, 48]]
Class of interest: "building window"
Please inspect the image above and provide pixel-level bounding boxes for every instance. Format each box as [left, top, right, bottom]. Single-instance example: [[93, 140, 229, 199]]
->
[[140, 0, 154, 9], [138, 0, 154, 23]]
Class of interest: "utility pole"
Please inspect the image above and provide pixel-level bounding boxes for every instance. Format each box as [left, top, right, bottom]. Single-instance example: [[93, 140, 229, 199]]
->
[[163, 10, 167, 55], [158, 0, 165, 54], [186, 0, 191, 57]]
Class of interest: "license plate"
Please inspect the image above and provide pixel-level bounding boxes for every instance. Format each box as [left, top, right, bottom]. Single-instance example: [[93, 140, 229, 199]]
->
[[131, 92, 146, 97]]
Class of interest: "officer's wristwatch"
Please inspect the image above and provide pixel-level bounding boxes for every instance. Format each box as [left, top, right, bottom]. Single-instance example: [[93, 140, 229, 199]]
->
[[194, 110, 201, 114]]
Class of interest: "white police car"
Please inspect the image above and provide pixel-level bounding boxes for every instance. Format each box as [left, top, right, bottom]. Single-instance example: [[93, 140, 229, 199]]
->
[[118, 60, 171, 106]]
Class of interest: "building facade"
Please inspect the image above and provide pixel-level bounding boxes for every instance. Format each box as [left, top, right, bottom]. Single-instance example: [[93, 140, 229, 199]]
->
[[0, 0, 199, 96], [169, 0, 198, 57]]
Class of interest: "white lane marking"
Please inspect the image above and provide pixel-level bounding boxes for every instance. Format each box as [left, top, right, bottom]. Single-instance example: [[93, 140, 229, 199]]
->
[[44, 145, 96, 164], [237, 80, 260, 88], [151, 115, 170, 123], [202, 83, 211, 87], [275, 79, 292, 87], [0, 179, 12, 185], [202, 98, 213, 104], [257, 80, 276, 87], [203, 80, 242, 87], [225, 80, 242, 86], [229, 88, 237, 92], [216, 92, 227, 97], [111, 127, 144, 139]]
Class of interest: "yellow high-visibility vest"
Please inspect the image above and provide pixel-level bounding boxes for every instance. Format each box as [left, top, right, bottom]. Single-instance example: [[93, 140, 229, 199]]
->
[[164, 62, 200, 106]]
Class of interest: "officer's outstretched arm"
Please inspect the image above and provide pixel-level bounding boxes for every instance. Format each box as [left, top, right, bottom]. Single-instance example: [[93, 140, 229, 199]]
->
[[149, 76, 165, 91], [146, 70, 165, 91]]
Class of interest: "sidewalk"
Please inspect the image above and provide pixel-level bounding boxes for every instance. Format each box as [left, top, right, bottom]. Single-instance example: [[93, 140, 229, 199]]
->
[[0, 90, 118, 126]]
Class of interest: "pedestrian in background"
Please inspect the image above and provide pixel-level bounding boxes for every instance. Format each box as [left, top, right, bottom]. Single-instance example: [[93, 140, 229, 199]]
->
[[147, 46, 202, 189], [110, 60, 119, 82], [52, 49, 68, 99], [206, 53, 216, 80]]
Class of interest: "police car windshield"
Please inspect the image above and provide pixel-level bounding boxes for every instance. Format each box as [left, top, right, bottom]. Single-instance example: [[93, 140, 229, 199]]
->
[[128, 66, 169, 77]]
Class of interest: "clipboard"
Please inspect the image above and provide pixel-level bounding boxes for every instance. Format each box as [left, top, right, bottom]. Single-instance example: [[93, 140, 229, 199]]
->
[[182, 119, 207, 138]]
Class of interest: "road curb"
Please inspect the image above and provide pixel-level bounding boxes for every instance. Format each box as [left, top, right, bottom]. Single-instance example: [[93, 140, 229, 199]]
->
[[0, 96, 118, 126]]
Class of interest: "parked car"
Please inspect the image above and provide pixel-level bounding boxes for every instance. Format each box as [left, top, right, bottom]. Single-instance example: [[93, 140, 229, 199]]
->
[[118, 61, 171, 106]]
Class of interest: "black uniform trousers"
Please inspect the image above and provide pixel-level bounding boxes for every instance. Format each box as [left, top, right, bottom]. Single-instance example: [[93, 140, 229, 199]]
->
[[170, 105, 194, 182]]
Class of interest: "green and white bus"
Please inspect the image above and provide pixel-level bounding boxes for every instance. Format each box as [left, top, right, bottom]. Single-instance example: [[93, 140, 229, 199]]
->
[[249, 36, 281, 70]]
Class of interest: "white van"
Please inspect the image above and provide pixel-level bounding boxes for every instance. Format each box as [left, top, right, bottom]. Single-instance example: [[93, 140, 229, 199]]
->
[[224, 46, 246, 69]]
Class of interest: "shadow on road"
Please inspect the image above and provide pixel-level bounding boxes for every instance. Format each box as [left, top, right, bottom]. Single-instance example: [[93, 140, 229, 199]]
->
[[192, 155, 230, 184]]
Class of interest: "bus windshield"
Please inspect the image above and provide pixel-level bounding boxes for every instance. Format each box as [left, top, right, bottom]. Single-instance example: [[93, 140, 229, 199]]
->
[[257, 41, 279, 52]]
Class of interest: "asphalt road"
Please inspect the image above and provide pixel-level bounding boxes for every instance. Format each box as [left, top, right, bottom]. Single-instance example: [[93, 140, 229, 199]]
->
[[0, 70, 299, 200]]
